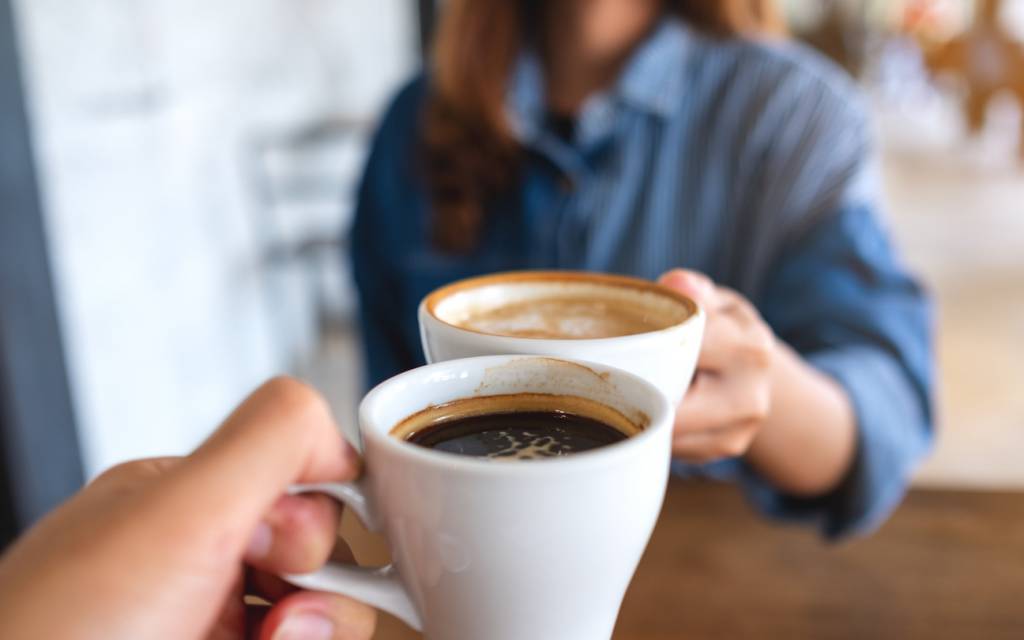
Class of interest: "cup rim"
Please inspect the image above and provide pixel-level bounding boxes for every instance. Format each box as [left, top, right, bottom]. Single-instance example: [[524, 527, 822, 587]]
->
[[358, 355, 673, 476], [420, 270, 701, 344]]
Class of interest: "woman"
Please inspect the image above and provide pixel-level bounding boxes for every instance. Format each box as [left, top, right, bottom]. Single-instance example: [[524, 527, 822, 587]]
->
[[352, 0, 933, 539]]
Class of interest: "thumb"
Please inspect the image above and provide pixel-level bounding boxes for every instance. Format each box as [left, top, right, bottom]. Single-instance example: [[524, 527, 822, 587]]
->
[[260, 591, 376, 640], [147, 377, 360, 556], [658, 269, 715, 305]]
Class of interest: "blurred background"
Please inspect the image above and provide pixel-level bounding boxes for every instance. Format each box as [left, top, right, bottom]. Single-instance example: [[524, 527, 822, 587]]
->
[[0, 0, 1021, 577]]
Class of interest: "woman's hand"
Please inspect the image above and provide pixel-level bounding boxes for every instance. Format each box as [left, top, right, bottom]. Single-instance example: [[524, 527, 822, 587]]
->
[[659, 269, 857, 496], [659, 269, 775, 462], [0, 377, 376, 640]]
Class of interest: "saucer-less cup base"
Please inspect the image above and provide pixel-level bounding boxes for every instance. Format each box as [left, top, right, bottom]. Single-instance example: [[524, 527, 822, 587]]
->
[[285, 355, 674, 640], [418, 271, 705, 405]]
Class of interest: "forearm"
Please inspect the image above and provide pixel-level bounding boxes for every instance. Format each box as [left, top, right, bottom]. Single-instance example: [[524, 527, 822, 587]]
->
[[745, 340, 858, 497]]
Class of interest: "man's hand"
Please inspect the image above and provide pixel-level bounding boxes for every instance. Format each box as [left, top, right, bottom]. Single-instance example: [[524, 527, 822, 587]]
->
[[0, 377, 376, 640]]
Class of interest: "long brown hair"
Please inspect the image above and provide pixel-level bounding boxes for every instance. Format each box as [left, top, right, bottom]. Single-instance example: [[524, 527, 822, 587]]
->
[[425, 0, 783, 252]]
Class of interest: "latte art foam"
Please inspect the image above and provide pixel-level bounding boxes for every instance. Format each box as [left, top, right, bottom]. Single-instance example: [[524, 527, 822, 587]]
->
[[459, 297, 672, 339]]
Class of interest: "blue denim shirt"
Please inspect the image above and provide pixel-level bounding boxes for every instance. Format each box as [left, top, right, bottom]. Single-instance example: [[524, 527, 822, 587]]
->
[[351, 18, 934, 539]]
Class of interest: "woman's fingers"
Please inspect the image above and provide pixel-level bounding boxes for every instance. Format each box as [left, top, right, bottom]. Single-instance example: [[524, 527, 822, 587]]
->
[[675, 375, 732, 433], [660, 269, 777, 463], [244, 494, 342, 575], [672, 425, 757, 462], [673, 373, 768, 461], [692, 310, 742, 372], [678, 372, 771, 431], [660, 270, 757, 373], [659, 269, 715, 305], [258, 591, 376, 640]]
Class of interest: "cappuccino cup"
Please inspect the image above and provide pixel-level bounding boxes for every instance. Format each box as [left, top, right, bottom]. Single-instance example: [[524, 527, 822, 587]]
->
[[419, 271, 705, 403], [285, 355, 674, 640]]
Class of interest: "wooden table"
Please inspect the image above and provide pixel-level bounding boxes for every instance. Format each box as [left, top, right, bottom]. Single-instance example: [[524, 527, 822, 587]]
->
[[341, 480, 1024, 639]]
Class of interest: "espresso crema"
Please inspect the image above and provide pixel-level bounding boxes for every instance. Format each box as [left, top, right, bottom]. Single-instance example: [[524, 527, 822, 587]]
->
[[392, 393, 641, 461]]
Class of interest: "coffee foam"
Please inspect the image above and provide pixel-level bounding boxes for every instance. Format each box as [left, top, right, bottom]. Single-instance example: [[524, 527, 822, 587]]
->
[[459, 298, 670, 339], [486, 431, 567, 459], [431, 278, 692, 340], [472, 425, 604, 460], [390, 393, 642, 445]]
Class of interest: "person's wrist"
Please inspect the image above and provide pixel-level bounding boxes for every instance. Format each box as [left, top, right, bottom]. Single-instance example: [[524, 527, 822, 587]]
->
[[740, 339, 859, 496]]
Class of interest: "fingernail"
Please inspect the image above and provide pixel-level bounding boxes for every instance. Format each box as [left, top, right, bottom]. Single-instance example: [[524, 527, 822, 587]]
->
[[273, 612, 335, 640], [245, 521, 273, 559]]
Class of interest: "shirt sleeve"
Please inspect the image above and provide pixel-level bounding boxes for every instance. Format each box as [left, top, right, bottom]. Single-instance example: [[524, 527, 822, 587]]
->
[[350, 79, 427, 389], [733, 56, 936, 538], [746, 201, 935, 540]]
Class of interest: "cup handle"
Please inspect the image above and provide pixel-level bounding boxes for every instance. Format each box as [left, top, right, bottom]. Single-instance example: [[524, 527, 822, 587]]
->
[[282, 481, 423, 631]]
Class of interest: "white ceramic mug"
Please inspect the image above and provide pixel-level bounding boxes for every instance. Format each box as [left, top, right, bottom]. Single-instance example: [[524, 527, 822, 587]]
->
[[285, 355, 674, 640], [418, 270, 705, 404]]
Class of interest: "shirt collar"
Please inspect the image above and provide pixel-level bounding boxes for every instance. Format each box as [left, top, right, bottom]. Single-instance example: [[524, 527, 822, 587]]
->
[[616, 17, 691, 117], [506, 16, 692, 146]]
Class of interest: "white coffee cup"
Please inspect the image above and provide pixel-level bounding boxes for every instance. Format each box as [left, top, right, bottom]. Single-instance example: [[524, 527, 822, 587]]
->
[[418, 270, 705, 404], [285, 355, 674, 640]]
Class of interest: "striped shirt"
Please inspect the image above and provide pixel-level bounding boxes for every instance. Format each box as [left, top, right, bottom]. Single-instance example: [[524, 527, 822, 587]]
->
[[351, 17, 934, 539]]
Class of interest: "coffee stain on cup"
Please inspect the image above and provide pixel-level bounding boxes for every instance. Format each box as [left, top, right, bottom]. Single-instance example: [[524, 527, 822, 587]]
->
[[474, 357, 650, 429]]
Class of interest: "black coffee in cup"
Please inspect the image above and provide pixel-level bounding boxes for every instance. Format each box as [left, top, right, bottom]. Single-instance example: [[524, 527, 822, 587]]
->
[[407, 410, 627, 459], [392, 393, 640, 461]]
